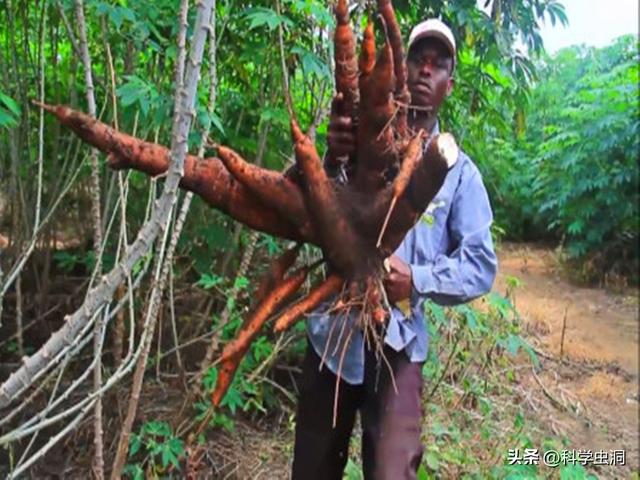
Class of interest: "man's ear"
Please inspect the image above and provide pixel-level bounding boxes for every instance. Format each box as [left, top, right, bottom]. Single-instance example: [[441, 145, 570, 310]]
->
[[446, 77, 455, 96]]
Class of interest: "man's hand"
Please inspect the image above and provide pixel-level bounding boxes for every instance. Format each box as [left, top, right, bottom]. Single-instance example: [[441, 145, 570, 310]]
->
[[383, 255, 413, 304], [327, 93, 355, 158]]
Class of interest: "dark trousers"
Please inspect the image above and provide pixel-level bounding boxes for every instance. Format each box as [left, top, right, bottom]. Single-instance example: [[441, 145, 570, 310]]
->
[[292, 342, 424, 480]]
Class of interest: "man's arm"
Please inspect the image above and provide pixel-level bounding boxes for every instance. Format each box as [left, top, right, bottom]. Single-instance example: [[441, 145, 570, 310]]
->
[[385, 161, 497, 306], [412, 162, 497, 305]]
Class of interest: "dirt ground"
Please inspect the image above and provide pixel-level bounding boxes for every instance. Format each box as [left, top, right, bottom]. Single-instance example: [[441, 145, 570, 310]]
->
[[495, 243, 639, 478]]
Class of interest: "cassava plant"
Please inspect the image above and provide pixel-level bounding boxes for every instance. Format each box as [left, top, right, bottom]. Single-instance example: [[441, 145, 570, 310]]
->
[[35, 0, 459, 407]]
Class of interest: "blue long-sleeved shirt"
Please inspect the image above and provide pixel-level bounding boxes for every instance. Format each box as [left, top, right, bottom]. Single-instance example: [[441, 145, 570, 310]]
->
[[306, 127, 498, 385]]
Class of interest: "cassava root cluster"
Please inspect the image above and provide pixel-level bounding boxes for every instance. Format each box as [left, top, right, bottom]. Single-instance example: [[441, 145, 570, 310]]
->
[[37, 0, 458, 407]]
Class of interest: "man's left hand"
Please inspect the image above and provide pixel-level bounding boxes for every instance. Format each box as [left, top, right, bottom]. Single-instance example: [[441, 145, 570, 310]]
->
[[383, 255, 413, 304]]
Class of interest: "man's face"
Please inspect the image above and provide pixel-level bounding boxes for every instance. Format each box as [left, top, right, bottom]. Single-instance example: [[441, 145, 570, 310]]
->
[[406, 37, 454, 112]]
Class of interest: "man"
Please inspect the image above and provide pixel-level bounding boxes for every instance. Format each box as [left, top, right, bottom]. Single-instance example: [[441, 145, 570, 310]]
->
[[292, 19, 497, 479]]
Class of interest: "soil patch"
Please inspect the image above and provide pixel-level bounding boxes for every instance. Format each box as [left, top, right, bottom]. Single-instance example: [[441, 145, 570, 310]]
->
[[496, 242, 639, 477]]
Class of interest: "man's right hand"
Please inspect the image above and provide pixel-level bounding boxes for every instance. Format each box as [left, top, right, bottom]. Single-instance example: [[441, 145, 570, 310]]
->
[[327, 93, 356, 158]]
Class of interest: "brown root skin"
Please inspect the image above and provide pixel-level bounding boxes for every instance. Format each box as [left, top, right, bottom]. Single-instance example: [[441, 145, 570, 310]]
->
[[392, 130, 426, 199], [365, 277, 387, 325], [212, 265, 310, 407], [381, 134, 457, 255], [35, 103, 172, 171], [333, 0, 359, 120], [355, 26, 397, 193], [182, 158, 306, 241], [328, 0, 359, 178], [217, 145, 311, 233], [375, 131, 425, 247], [273, 274, 344, 332], [358, 21, 376, 78], [376, 0, 406, 93], [36, 102, 306, 242], [377, 0, 409, 137], [291, 120, 362, 276], [354, 126, 395, 193], [363, 34, 395, 115]]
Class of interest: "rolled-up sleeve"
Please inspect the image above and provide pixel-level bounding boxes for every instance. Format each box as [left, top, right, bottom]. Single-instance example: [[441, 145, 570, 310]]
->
[[410, 164, 497, 306]]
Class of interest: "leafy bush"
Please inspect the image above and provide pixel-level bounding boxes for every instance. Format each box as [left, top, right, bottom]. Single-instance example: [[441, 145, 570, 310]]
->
[[464, 35, 638, 283], [528, 36, 638, 276], [125, 421, 185, 479]]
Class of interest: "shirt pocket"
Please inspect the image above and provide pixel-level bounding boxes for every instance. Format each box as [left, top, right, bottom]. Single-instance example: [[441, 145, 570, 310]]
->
[[413, 197, 449, 263]]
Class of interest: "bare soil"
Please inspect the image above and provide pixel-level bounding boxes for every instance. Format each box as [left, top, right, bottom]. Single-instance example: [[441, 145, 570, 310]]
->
[[496, 242, 639, 478]]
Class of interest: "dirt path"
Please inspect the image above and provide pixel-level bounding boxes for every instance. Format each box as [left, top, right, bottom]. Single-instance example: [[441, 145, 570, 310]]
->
[[496, 243, 639, 477]]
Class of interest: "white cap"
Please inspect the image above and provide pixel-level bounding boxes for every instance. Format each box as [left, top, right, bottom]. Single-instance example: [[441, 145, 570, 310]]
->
[[408, 19, 456, 67]]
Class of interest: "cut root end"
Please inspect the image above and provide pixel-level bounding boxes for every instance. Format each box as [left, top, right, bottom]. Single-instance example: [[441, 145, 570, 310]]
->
[[436, 133, 459, 168]]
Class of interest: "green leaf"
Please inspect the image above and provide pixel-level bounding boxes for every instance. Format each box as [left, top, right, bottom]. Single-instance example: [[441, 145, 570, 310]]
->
[[291, 46, 330, 79], [461, 306, 478, 330], [520, 339, 540, 368], [116, 75, 158, 116], [0, 92, 20, 128], [161, 444, 178, 469], [53, 251, 81, 272], [425, 450, 440, 471], [203, 366, 218, 392], [243, 7, 292, 31], [424, 301, 446, 325], [221, 386, 244, 415], [210, 111, 226, 136], [197, 273, 224, 290], [252, 336, 272, 362], [233, 276, 249, 291], [142, 420, 171, 437], [109, 6, 123, 29], [259, 235, 281, 256], [225, 296, 236, 312], [123, 464, 144, 480], [213, 412, 235, 432], [506, 334, 522, 356], [343, 458, 363, 480], [129, 434, 142, 456], [0, 108, 18, 128], [0, 92, 20, 116], [119, 6, 136, 23], [417, 463, 430, 480], [259, 106, 289, 128], [164, 437, 184, 468], [513, 411, 524, 429]]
